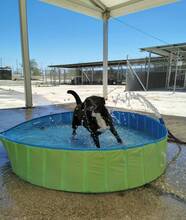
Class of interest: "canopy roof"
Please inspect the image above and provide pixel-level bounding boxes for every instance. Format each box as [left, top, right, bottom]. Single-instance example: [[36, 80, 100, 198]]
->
[[141, 42, 186, 59], [41, 0, 177, 19]]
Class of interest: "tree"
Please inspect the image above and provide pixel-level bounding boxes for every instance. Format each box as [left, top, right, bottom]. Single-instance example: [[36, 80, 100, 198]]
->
[[30, 59, 40, 76]]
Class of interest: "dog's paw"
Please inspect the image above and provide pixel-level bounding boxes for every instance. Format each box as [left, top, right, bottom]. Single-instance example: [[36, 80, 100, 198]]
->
[[117, 138, 123, 144], [71, 135, 78, 141]]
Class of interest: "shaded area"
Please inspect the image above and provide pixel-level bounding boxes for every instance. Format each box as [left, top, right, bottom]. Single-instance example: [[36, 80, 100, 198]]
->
[[0, 105, 186, 219]]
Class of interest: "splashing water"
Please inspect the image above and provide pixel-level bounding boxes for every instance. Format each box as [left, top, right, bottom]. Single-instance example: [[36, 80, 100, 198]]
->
[[110, 91, 161, 119]]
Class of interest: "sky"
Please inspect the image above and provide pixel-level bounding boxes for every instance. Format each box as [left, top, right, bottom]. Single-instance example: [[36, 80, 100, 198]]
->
[[0, 0, 186, 70]]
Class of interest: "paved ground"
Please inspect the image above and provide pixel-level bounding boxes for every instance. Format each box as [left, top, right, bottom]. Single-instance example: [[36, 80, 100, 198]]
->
[[0, 104, 186, 220]]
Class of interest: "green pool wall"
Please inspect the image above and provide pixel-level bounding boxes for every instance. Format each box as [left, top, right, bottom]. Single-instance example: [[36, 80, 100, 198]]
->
[[1, 137, 167, 193]]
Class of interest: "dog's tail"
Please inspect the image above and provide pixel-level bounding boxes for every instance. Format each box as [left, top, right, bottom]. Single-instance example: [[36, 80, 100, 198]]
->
[[67, 90, 82, 105]]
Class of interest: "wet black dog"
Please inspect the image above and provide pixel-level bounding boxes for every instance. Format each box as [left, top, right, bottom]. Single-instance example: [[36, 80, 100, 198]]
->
[[67, 90, 122, 148]]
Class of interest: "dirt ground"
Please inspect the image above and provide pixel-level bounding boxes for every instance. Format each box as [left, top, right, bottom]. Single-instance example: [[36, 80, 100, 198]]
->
[[0, 104, 186, 220]]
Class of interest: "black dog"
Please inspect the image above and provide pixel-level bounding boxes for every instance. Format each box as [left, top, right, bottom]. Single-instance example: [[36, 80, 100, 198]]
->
[[67, 90, 122, 148]]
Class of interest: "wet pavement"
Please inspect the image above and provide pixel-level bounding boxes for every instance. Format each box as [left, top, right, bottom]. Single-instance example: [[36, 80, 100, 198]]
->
[[0, 105, 186, 220]]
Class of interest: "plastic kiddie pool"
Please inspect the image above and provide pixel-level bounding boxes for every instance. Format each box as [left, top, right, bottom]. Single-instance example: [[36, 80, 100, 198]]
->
[[0, 111, 167, 193]]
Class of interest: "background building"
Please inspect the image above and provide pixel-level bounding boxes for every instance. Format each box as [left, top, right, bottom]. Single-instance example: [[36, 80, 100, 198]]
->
[[0, 67, 12, 80], [48, 42, 186, 91]]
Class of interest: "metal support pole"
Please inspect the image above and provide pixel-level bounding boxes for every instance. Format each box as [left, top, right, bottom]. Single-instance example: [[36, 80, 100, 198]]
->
[[58, 68, 61, 85], [50, 70, 52, 84], [63, 69, 66, 84], [81, 68, 83, 85], [173, 49, 180, 93], [103, 14, 109, 99], [42, 68, 44, 82], [53, 69, 55, 84], [117, 64, 120, 83], [184, 70, 186, 88], [146, 52, 151, 90], [19, 0, 32, 107], [121, 66, 123, 81], [45, 69, 47, 84], [167, 52, 173, 89], [91, 67, 94, 84]]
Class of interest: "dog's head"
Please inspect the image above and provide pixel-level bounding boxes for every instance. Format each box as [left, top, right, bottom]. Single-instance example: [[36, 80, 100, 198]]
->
[[83, 96, 105, 112]]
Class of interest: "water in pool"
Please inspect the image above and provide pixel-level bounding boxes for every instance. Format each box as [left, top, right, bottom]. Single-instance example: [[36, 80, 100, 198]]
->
[[3, 114, 156, 150]]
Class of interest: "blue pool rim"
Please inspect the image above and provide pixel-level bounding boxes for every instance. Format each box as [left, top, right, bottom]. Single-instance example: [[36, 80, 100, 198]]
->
[[0, 111, 168, 151]]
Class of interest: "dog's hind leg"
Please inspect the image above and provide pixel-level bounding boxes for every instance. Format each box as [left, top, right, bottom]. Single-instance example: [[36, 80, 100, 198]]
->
[[91, 133, 100, 148], [110, 126, 122, 144]]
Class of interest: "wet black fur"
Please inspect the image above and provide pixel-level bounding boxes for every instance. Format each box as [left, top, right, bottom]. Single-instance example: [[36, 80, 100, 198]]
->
[[67, 90, 122, 148]]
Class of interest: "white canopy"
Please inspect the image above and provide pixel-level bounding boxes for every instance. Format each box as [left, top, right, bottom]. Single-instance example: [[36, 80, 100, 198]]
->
[[41, 0, 177, 19], [18, 0, 177, 107]]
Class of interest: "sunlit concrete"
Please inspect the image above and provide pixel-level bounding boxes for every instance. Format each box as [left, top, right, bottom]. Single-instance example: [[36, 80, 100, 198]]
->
[[0, 82, 186, 117]]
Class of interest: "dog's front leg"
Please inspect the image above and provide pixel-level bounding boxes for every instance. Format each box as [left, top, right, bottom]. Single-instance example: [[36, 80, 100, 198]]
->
[[72, 121, 78, 136], [110, 126, 122, 144], [91, 133, 100, 148], [72, 127, 77, 136]]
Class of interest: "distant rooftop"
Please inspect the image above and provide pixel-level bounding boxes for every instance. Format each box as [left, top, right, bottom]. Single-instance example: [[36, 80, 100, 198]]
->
[[48, 57, 165, 69], [0, 66, 11, 70]]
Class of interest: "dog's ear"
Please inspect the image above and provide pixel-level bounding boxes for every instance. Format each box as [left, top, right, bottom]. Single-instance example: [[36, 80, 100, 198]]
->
[[101, 97, 105, 105], [83, 99, 92, 111]]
